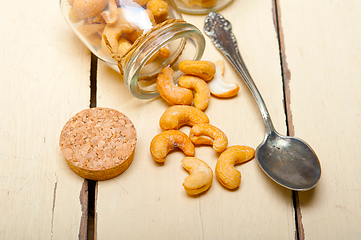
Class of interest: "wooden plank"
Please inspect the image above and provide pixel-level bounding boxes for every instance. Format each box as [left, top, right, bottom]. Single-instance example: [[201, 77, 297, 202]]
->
[[0, 0, 92, 239], [278, 0, 361, 239], [95, 0, 296, 239]]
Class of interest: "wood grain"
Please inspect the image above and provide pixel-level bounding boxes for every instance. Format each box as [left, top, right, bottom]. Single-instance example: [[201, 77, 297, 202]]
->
[[94, 0, 295, 239], [0, 0, 92, 238], [5, 0, 359, 238], [278, 0, 361, 239]]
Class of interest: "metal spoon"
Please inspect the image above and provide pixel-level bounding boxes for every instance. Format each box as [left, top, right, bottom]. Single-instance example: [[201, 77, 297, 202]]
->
[[204, 12, 321, 191]]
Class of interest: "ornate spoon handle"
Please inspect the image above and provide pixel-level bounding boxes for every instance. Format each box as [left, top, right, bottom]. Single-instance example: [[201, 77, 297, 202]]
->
[[204, 12, 274, 133]]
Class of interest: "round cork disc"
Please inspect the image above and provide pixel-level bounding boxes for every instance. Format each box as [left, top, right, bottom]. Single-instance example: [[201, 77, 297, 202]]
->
[[59, 107, 137, 180]]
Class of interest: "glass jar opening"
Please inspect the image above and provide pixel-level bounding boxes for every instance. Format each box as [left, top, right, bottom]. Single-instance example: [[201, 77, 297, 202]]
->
[[124, 21, 205, 99]]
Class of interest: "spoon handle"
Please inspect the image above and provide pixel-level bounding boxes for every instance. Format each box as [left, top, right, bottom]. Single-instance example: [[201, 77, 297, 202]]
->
[[204, 12, 274, 133]]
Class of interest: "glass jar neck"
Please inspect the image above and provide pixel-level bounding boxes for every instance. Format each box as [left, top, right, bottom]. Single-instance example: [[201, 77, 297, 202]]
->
[[122, 21, 205, 99]]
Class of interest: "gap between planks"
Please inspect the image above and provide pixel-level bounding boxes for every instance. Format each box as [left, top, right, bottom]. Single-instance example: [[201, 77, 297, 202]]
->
[[272, 1, 304, 240], [86, 53, 98, 240], [83, 9, 304, 237]]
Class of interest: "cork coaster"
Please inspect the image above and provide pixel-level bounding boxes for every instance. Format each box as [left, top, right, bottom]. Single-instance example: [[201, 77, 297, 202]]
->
[[59, 107, 137, 180]]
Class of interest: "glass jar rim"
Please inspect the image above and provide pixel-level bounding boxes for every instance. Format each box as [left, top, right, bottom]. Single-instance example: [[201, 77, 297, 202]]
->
[[123, 21, 206, 99]]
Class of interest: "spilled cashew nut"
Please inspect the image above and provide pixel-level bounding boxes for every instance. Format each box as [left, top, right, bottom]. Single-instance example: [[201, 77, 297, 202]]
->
[[216, 145, 255, 189], [178, 60, 216, 81], [208, 60, 239, 98], [178, 75, 210, 111], [182, 157, 213, 195], [150, 130, 195, 163], [159, 105, 210, 131], [156, 67, 193, 106], [189, 123, 228, 153]]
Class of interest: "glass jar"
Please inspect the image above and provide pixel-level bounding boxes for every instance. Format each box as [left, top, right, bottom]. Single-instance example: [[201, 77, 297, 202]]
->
[[60, 0, 205, 99], [174, 0, 233, 14]]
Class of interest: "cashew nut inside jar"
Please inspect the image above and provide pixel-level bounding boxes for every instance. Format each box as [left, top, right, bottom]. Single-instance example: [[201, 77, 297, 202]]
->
[[60, 0, 205, 99], [174, 0, 234, 15]]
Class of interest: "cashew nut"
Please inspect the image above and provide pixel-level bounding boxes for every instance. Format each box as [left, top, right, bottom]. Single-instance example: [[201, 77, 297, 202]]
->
[[182, 157, 213, 195], [147, 0, 168, 18], [101, 0, 118, 24], [88, 14, 106, 24], [67, 0, 75, 7], [189, 123, 228, 153], [178, 60, 216, 81], [68, 8, 82, 23], [123, 27, 144, 43], [118, 37, 132, 57], [134, 0, 152, 6], [102, 8, 135, 55], [215, 145, 255, 189], [77, 23, 106, 37], [150, 130, 195, 163], [146, 45, 169, 66], [100, 36, 113, 56], [208, 60, 239, 98], [73, 0, 108, 19], [145, 8, 157, 26], [86, 33, 102, 47], [177, 75, 210, 111], [158, 45, 170, 58], [159, 105, 210, 131], [156, 67, 193, 106]]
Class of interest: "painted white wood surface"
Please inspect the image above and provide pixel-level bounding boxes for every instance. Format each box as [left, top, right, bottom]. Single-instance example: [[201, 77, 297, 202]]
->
[[279, 0, 361, 239], [8, 0, 360, 238], [95, 0, 295, 239], [0, 0, 91, 239]]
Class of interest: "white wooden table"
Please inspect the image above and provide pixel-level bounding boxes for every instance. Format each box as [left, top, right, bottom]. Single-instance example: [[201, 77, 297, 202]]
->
[[1, 0, 361, 239]]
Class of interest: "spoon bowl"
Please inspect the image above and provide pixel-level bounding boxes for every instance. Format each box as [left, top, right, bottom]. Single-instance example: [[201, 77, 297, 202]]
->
[[204, 12, 321, 191], [256, 131, 320, 190]]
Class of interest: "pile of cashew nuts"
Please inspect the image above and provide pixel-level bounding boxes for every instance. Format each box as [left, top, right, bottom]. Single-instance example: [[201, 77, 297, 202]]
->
[[150, 60, 255, 195], [67, 0, 170, 60]]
